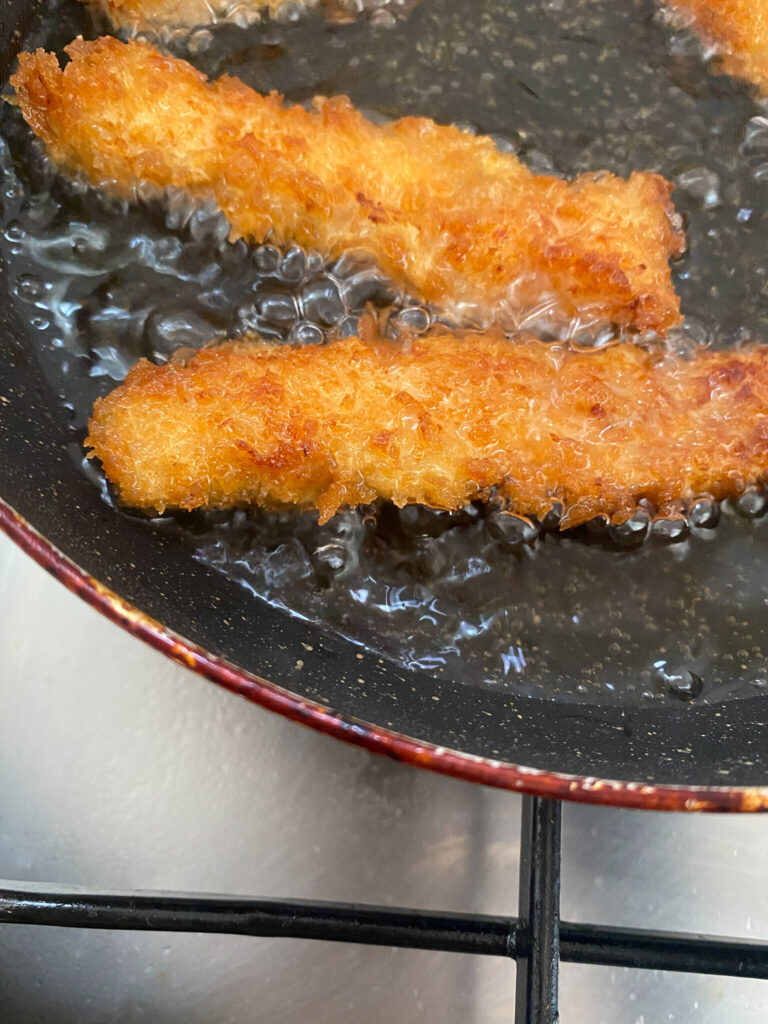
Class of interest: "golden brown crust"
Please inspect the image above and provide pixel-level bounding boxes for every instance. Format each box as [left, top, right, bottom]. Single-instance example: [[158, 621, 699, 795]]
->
[[86, 326, 768, 527], [664, 0, 768, 94], [11, 37, 685, 334]]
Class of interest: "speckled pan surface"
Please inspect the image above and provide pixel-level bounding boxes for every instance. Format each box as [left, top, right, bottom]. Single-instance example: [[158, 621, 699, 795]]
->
[[4, 0, 768, 805]]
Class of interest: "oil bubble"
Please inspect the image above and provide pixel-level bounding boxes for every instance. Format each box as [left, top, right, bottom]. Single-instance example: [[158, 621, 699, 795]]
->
[[652, 662, 703, 701], [144, 309, 218, 356], [14, 274, 44, 301], [651, 517, 689, 544], [4, 222, 24, 243], [340, 268, 397, 309], [675, 166, 721, 209], [398, 505, 473, 539], [300, 276, 345, 326], [689, 498, 720, 529], [736, 489, 768, 518], [288, 320, 325, 345], [395, 306, 431, 332], [253, 245, 281, 274], [610, 510, 650, 549], [311, 541, 349, 581], [254, 289, 299, 325], [280, 245, 308, 283], [486, 511, 539, 550], [412, 537, 449, 579]]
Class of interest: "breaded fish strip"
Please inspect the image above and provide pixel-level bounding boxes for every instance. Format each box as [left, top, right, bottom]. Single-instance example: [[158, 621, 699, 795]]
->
[[663, 0, 768, 94], [11, 37, 685, 334], [86, 326, 768, 528], [83, 0, 415, 35]]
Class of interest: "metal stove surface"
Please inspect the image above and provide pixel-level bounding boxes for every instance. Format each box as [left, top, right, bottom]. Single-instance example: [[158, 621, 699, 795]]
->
[[0, 530, 767, 1023]]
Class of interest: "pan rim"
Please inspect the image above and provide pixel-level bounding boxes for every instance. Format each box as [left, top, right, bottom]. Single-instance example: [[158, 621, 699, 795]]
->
[[3, 495, 768, 813]]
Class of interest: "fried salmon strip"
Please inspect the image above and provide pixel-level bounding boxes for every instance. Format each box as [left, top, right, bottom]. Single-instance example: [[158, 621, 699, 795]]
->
[[663, 0, 768, 94], [11, 37, 685, 334], [82, 0, 416, 34], [85, 326, 768, 528]]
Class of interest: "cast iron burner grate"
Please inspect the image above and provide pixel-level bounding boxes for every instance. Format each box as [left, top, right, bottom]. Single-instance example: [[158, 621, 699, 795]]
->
[[2, 795, 767, 1022]]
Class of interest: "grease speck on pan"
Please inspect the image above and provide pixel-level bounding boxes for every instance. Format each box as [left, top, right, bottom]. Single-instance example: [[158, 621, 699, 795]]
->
[[3, 0, 768, 710]]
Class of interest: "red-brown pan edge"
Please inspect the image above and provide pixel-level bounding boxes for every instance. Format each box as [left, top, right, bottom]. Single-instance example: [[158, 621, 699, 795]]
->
[[2, 494, 767, 813]]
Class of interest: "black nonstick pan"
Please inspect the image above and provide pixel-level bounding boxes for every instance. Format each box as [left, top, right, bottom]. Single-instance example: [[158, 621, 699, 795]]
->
[[4, 0, 768, 811]]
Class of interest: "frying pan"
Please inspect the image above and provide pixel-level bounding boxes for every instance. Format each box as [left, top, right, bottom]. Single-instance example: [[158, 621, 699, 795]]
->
[[4, 0, 768, 812]]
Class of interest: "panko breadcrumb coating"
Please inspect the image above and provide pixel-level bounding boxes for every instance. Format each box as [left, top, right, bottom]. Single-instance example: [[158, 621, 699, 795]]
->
[[11, 37, 685, 334], [664, 0, 768, 95], [86, 325, 768, 528], [82, 0, 416, 34]]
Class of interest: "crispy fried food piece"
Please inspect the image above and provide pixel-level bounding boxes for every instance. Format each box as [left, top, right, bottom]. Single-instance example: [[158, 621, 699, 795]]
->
[[83, 0, 416, 34], [85, 325, 768, 528], [663, 0, 768, 94], [11, 37, 685, 334]]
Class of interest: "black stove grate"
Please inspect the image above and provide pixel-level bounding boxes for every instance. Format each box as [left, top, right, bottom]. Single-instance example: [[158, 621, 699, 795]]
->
[[2, 794, 767, 1022]]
